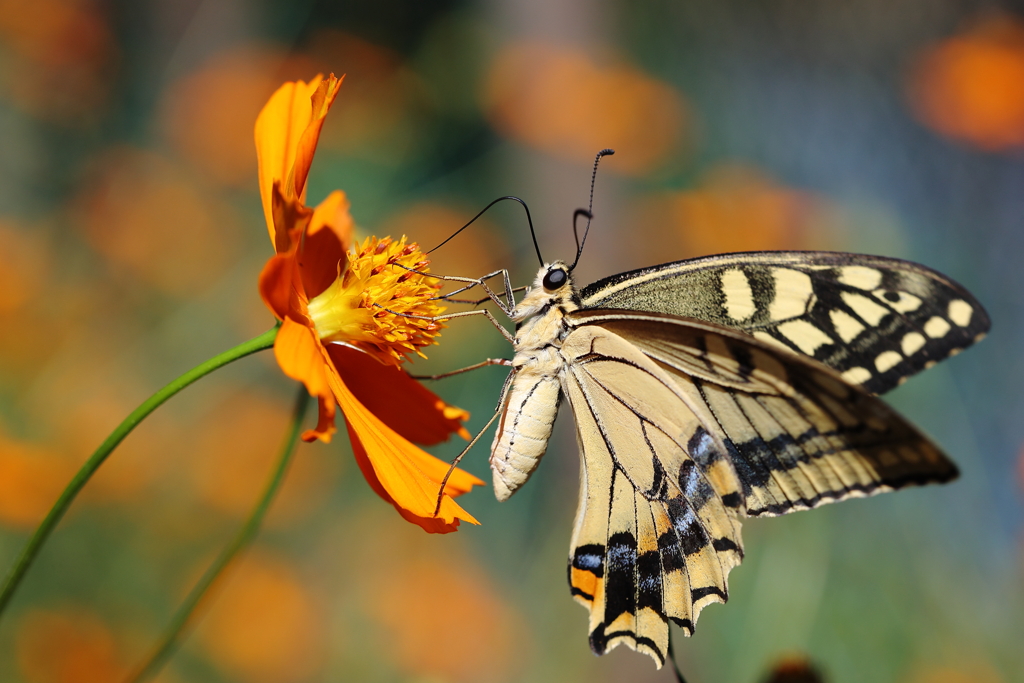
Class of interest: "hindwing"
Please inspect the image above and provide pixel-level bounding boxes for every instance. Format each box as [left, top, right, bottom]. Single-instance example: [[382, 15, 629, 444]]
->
[[562, 324, 744, 667], [560, 311, 958, 666], [579, 251, 990, 395]]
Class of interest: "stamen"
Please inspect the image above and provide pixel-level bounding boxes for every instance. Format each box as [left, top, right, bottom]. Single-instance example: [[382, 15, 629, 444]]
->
[[306, 235, 447, 366]]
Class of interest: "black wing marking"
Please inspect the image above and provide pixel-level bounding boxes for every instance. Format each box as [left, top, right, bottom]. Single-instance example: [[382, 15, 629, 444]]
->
[[579, 251, 989, 395]]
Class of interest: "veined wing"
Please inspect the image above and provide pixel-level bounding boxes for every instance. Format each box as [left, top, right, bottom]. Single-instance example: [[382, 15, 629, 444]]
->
[[569, 309, 958, 518], [579, 251, 989, 395], [562, 324, 746, 667]]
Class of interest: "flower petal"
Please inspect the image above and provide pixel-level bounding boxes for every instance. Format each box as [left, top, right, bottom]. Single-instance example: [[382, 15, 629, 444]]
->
[[270, 181, 314, 255], [327, 367, 481, 531], [273, 317, 337, 443], [291, 75, 342, 205], [300, 190, 353, 299], [329, 345, 471, 446], [255, 77, 323, 245], [258, 251, 303, 322], [346, 424, 470, 534]]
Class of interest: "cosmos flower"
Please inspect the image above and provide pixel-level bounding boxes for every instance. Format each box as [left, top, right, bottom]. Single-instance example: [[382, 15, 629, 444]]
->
[[255, 74, 481, 533]]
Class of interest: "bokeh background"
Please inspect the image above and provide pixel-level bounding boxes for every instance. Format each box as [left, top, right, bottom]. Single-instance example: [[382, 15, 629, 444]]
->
[[0, 1, 1021, 682]]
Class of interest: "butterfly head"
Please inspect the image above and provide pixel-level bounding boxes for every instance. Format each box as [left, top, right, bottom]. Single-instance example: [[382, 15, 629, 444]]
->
[[510, 261, 580, 325]]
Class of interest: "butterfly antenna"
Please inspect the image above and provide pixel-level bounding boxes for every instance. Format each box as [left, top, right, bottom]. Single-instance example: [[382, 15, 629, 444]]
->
[[427, 195, 543, 265], [569, 148, 615, 271]]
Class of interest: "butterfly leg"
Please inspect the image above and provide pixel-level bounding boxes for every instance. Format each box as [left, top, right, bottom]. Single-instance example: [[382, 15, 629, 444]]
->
[[409, 358, 513, 381], [439, 270, 522, 309], [441, 285, 528, 306], [391, 264, 517, 314], [432, 368, 517, 516], [430, 268, 515, 311], [374, 304, 515, 344], [432, 408, 503, 516]]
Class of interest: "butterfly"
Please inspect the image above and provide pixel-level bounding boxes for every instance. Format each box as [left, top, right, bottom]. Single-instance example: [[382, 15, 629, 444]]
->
[[479, 249, 988, 668], [418, 152, 988, 670]]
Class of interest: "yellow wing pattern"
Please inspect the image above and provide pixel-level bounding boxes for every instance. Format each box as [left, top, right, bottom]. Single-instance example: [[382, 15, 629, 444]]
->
[[561, 312, 957, 665]]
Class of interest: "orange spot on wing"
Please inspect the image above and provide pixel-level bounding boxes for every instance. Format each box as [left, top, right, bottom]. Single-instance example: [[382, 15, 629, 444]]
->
[[571, 567, 598, 604]]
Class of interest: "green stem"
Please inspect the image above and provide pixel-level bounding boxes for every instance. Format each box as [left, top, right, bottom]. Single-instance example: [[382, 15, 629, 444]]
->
[[0, 325, 280, 618], [125, 387, 309, 683]]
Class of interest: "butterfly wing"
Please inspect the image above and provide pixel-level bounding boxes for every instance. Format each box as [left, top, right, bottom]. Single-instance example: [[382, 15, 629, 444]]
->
[[579, 251, 990, 395], [562, 311, 958, 665], [562, 324, 746, 668], [569, 309, 958, 518]]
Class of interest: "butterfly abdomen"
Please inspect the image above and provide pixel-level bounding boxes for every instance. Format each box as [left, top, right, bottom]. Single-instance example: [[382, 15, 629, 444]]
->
[[490, 358, 563, 502], [491, 269, 578, 502]]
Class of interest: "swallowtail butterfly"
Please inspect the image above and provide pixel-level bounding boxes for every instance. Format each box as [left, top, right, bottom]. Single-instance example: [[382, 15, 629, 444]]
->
[[420, 153, 988, 670], [480, 250, 987, 669]]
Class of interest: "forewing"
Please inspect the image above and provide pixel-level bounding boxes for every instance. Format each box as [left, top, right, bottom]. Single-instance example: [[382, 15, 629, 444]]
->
[[569, 310, 959, 517], [579, 251, 989, 395], [562, 325, 746, 667]]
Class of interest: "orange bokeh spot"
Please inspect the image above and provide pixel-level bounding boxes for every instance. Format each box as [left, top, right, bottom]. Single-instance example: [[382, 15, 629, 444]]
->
[[0, 0, 115, 123], [484, 43, 689, 175], [630, 164, 838, 264], [74, 148, 240, 296], [0, 0, 110, 67], [196, 551, 324, 682], [302, 30, 431, 162], [160, 45, 322, 188], [58, 385, 171, 505], [905, 663, 1005, 683], [16, 609, 123, 683], [363, 551, 527, 682], [0, 220, 48, 314], [0, 434, 75, 529], [187, 391, 339, 525], [908, 16, 1024, 151], [0, 218, 89, 383]]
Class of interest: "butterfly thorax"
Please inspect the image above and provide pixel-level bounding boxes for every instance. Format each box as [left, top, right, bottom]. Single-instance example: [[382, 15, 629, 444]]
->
[[490, 262, 580, 501], [509, 261, 581, 360]]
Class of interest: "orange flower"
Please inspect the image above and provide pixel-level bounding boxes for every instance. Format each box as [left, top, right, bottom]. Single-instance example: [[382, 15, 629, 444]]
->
[[255, 74, 481, 533]]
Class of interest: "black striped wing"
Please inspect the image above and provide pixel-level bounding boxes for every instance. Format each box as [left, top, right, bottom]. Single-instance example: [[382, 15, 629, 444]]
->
[[562, 324, 745, 668], [561, 310, 956, 665], [579, 251, 989, 395]]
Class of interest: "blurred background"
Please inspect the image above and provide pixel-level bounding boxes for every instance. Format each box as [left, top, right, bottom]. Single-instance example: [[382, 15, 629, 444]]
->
[[0, 0, 1021, 681]]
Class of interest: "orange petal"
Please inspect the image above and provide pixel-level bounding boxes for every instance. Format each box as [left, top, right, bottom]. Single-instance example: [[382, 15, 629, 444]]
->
[[346, 423, 468, 534], [291, 75, 343, 205], [300, 190, 354, 299], [271, 181, 313, 255], [254, 75, 340, 245], [329, 345, 471, 447], [273, 317, 337, 443], [327, 366, 481, 530], [258, 252, 304, 322]]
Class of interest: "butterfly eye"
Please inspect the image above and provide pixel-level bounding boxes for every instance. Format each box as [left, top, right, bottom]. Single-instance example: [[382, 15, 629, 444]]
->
[[543, 268, 568, 291]]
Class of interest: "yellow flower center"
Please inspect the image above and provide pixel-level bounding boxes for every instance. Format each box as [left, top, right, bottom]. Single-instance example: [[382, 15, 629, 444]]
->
[[306, 236, 447, 366]]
